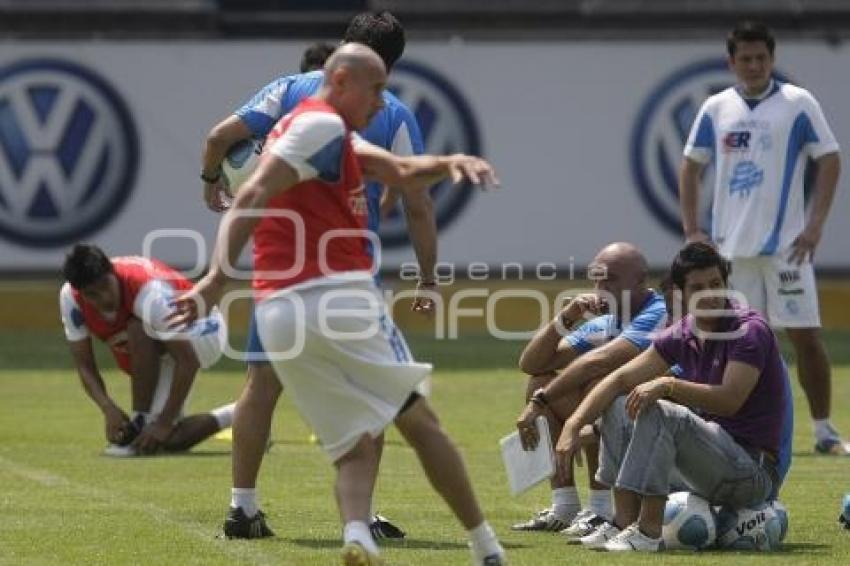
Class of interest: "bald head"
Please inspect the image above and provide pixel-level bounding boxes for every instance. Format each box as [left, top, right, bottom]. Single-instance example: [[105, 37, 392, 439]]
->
[[589, 242, 649, 313], [593, 242, 648, 278], [324, 42, 386, 77], [320, 43, 387, 129]]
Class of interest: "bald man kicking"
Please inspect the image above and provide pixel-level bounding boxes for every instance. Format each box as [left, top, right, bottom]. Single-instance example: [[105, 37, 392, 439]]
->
[[513, 243, 668, 539], [172, 44, 505, 566]]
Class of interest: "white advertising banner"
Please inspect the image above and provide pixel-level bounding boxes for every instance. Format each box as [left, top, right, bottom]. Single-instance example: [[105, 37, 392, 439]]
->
[[0, 40, 848, 271]]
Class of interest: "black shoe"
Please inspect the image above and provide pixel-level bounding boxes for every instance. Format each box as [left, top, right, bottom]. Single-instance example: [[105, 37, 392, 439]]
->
[[115, 414, 145, 447], [369, 513, 406, 539], [223, 506, 275, 539]]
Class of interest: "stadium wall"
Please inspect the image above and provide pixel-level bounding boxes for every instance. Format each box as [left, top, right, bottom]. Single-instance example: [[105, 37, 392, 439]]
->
[[6, 279, 850, 333], [0, 40, 848, 274]]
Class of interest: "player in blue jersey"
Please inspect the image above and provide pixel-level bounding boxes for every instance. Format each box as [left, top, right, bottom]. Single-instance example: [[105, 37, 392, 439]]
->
[[199, 12, 437, 540], [679, 21, 845, 455], [299, 42, 336, 73], [512, 243, 668, 535]]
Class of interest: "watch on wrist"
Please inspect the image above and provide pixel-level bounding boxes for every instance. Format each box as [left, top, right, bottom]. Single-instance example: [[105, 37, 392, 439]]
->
[[530, 388, 549, 408], [200, 169, 221, 184]]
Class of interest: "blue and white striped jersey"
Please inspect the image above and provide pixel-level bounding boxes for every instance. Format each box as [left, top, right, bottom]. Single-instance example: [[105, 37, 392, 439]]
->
[[563, 290, 668, 354], [235, 70, 425, 235], [684, 80, 839, 258]]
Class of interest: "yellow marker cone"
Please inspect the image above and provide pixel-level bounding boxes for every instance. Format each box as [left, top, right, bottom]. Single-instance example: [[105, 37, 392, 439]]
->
[[214, 427, 233, 441]]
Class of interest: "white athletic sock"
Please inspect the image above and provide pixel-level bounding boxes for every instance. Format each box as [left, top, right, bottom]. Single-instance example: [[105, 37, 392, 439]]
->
[[552, 486, 581, 519], [231, 487, 258, 518], [468, 521, 502, 561], [343, 521, 379, 555], [211, 403, 237, 430], [588, 489, 613, 520], [814, 418, 839, 442]]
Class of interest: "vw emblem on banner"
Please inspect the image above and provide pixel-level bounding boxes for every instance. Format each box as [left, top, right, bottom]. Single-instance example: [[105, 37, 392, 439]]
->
[[629, 58, 790, 236], [0, 59, 139, 247], [382, 60, 481, 248]]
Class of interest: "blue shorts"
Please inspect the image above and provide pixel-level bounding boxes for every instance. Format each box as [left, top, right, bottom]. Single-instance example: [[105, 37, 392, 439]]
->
[[245, 311, 268, 364]]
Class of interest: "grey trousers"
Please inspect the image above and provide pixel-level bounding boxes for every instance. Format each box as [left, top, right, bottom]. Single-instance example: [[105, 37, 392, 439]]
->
[[596, 396, 774, 508]]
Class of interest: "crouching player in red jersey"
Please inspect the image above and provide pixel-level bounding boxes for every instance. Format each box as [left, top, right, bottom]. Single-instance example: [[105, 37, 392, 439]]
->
[[59, 244, 236, 456]]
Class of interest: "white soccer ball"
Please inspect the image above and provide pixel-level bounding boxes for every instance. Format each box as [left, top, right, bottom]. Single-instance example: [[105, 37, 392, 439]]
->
[[770, 500, 789, 542], [716, 502, 783, 551], [221, 139, 262, 194], [662, 491, 717, 550]]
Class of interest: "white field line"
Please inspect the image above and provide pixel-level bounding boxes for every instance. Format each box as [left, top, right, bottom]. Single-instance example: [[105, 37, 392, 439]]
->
[[0, 455, 277, 565]]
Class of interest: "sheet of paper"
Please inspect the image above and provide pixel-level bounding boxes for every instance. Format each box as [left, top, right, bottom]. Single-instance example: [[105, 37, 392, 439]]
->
[[500, 415, 555, 496]]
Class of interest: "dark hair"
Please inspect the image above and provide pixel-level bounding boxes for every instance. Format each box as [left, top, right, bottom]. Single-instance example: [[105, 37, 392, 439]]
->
[[300, 42, 336, 73], [659, 272, 676, 294], [669, 242, 730, 290], [727, 21, 775, 57], [342, 10, 405, 70], [63, 243, 113, 290]]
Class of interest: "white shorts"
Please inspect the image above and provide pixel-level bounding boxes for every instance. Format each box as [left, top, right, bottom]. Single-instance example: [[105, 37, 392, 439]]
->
[[186, 308, 227, 369], [256, 279, 431, 462], [729, 256, 820, 328], [148, 356, 187, 422]]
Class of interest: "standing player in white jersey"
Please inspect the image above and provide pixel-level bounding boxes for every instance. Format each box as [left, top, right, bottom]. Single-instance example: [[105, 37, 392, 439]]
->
[[174, 44, 505, 566], [679, 21, 845, 454]]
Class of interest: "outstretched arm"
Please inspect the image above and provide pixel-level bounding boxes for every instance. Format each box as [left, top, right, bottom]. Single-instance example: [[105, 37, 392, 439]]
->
[[355, 139, 498, 194]]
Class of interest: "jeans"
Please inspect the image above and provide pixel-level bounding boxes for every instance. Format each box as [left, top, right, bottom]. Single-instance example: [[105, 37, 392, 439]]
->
[[596, 396, 774, 508]]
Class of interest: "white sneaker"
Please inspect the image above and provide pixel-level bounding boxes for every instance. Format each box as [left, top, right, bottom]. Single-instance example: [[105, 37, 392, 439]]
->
[[562, 510, 610, 543], [511, 506, 574, 532], [103, 444, 137, 457], [602, 523, 663, 552], [579, 521, 621, 549]]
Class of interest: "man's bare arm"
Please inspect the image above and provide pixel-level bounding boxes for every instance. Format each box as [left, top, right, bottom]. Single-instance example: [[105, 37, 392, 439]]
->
[[679, 156, 709, 242], [542, 337, 643, 400], [790, 151, 841, 264], [202, 115, 253, 181], [566, 347, 670, 431], [664, 360, 760, 417], [518, 318, 581, 376], [208, 154, 301, 281], [201, 115, 254, 211], [68, 338, 129, 443], [355, 141, 497, 194], [400, 188, 438, 283], [68, 338, 116, 412]]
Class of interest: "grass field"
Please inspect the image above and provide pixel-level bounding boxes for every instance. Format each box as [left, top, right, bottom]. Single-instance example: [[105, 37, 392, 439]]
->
[[1, 331, 849, 565]]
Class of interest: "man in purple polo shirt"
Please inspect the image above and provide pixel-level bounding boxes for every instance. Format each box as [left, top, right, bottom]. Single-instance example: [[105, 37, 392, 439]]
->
[[549, 242, 786, 552]]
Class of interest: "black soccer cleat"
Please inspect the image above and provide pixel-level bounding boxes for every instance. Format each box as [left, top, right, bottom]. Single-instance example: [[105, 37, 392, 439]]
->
[[223, 506, 275, 539], [369, 513, 406, 539], [114, 414, 145, 447]]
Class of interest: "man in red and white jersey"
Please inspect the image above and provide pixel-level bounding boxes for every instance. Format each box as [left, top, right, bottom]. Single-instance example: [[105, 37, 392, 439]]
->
[[59, 244, 235, 456], [172, 44, 505, 566]]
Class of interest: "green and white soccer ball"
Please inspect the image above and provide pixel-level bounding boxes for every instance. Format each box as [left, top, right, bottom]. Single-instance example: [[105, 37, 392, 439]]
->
[[662, 491, 717, 550], [221, 139, 262, 195]]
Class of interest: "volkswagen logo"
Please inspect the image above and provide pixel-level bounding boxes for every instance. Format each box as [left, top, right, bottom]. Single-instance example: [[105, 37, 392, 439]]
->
[[630, 58, 790, 236], [382, 60, 481, 248], [0, 59, 139, 247]]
